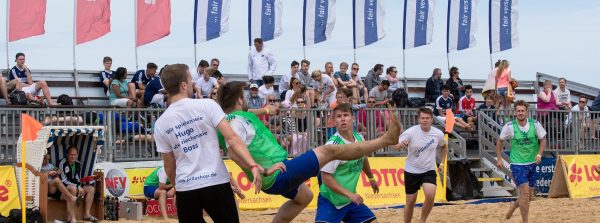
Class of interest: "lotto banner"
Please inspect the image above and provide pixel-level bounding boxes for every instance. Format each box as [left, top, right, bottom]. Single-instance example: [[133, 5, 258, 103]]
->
[[549, 155, 600, 199], [0, 166, 21, 216], [125, 168, 156, 196], [225, 157, 445, 210]]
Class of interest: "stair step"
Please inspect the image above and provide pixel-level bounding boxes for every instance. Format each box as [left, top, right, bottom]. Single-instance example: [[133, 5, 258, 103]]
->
[[477, 177, 504, 182], [470, 167, 491, 172], [481, 186, 515, 192]]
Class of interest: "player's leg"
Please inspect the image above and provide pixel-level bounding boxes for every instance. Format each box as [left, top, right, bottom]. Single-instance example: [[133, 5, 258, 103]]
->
[[273, 183, 313, 223], [176, 188, 208, 223], [342, 202, 377, 223], [202, 183, 240, 223], [154, 189, 169, 220], [419, 183, 437, 223], [404, 193, 418, 223]]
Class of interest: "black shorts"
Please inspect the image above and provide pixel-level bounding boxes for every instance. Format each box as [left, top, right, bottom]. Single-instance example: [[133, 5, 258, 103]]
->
[[404, 170, 437, 194], [175, 182, 239, 223], [49, 191, 61, 200]]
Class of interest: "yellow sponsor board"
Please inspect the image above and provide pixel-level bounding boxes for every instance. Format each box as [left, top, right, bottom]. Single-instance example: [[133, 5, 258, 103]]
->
[[224, 157, 445, 210], [125, 168, 156, 195], [549, 155, 600, 199], [0, 166, 21, 216]]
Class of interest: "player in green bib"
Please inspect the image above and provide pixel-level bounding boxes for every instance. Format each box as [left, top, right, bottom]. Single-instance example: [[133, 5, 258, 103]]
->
[[496, 100, 547, 223], [143, 167, 174, 221], [315, 103, 380, 223], [216, 82, 401, 223]]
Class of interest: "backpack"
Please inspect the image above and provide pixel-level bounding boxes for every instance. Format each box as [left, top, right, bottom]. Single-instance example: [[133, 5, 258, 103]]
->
[[9, 90, 28, 105], [56, 94, 73, 105], [8, 208, 42, 223], [408, 97, 427, 108], [391, 88, 409, 108]]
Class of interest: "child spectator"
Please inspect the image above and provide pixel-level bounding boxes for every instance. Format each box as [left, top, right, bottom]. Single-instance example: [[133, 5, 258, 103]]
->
[[258, 75, 275, 99], [459, 85, 477, 125], [435, 85, 453, 116], [100, 56, 115, 96]]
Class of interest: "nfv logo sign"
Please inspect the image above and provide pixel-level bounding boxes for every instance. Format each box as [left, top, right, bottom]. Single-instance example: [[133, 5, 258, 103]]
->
[[569, 163, 600, 183]]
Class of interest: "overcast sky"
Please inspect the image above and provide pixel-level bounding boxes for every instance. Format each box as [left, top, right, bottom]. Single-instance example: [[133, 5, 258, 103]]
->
[[0, 0, 598, 85]]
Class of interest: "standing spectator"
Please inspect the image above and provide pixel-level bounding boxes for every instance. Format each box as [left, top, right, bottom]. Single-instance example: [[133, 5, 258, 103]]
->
[[365, 64, 383, 91], [247, 84, 264, 109], [553, 77, 572, 110], [247, 38, 276, 86], [296, 59, 316, 106], [130, 62, 158, 106], [109, 67, 135, 108], [279, 61, 299, 100], [425, 68, 444, 103], [459, 85, 477, 128], [210, 58, 220, 70], [312, 70, 337, 105], [9, 53, 55, 106], [333, 62, 353, 89], [435, 85, 453, 116], [495, 60, 512, 110], [195, 67, 219, 98], [482, 60, 501, 101], [385, 66, 400, 94], [258, 76, 275, 99], [537, 80, 559, 115], [100, 56, 115, 97], [323, 62, 338, 87], [350, 63, 369, 103], [193, 59, 209, 82], [369, 80, 390, 106], [445, 66, 464, 109]]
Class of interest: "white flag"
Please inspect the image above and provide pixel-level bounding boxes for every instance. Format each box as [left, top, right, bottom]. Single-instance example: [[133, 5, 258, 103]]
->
[[303, 0, 336, 46], [403, 0, 436, 49], [353, 0, 385, 49], [489, 0, 519, 53], [248, 0, 283, 45], [447, 0, 478, 52], [194, 0, 231, 43]]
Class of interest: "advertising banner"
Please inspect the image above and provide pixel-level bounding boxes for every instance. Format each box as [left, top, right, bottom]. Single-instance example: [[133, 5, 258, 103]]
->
[[125, 168, 156, 196], [0, 166, 21, 216], [535, 157, 556, 194], [549, 155, 600, 199], [103, 164, 130, 199]]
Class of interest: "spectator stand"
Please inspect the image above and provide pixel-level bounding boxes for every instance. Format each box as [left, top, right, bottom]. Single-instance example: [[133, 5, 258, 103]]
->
[[15, 126, 105, 222]]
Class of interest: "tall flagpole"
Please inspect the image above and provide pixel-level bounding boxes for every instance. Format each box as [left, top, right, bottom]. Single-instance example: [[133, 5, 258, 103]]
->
[[489, 53, 493, 69], [134, 1, 139, 71], [402, 49, 407, 90], [353, 49, 356, 64], [303, 46, 306, 60], [5, 0, 9, 71], [194, 44, 197, 69], [446, 52, 451, 72], [73, 0, 80, 99]]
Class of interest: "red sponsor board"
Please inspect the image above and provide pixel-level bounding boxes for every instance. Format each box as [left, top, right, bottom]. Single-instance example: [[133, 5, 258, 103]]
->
[[146, 198, 177, 216]]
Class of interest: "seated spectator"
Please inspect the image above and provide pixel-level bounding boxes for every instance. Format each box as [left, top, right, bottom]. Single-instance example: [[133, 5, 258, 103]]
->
[[0, 76, 8, 104], [143, 65, 165, 108], [292, 97, 309, 133], [247, 84, 264, 109], [349, 63, 369, 103], [385, 66, 400, 93], [446, 66, 465, 111], [369, 80, 390, 107], [258, 75, 275, 99], [296, 59, 317, 106], [59, 146, 99, 223], [459, 84, 477, 127], [143, 167, 175, 221], [357, 96, 387, 138], [312, 69, 338, 105], [192, 59, 209, 82], [365, 64, 383, 92], [286, 82, 307, 108], [425, 68, 444, 103], [280, 101, 308, 156], [478, 95, 498, 121], [435, 85, 453, 116], [213, 70, 226, 86], [99, 56, 115, 97], [129, 62, 158, 106], [259, 94, 280, 124], [436, 108, 474, 132], [278, 61, 299, 100], [591, 91, 600, 111], [566, 96, 595, 144], [210, 58, 220, 70], [537, 80, 559, 116], [209, 88, 218, 101], [323, 62, 338, 87], [333, 62, 354, 89], [17, 154, 77, 203], [553, 77, 572, 110], [195, 67, 219, 98], [8, 52, 56, 106], [109, 67, 136, 108]]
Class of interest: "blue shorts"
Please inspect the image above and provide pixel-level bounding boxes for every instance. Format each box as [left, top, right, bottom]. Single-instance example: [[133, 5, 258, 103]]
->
[[315, 195, 376, 223], [263, 150, 320, 199], [144, 185, 158, 198], [497, 87, 508, 97], [510, 164, 536, 187]]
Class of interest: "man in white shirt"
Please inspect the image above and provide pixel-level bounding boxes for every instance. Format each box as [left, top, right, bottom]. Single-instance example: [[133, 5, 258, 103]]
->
[[395, 107, 447, 223], [247, 38, 276, 86], [258, 76, 275, 100], [566, 96, 595, 144], [312, 70, 337, 105], [553, 77, 572, 110], [195, 67, 219, 98], [279, 61, 299, 100], [154, 64, 264, 223]]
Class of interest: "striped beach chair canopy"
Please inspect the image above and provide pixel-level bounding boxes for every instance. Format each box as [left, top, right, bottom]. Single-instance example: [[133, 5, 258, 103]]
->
[[16, 126, 104, 207]]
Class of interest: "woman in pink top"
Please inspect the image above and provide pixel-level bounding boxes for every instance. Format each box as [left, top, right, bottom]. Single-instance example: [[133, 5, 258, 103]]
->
[[537, 80, 559, 116], [495, 60, 512, 110]]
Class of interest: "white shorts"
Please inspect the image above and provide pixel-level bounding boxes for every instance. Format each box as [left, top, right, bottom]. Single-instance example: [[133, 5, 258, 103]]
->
[[110, 98, 130, 107], [150, 94, 165, 107], [22, 83, 39, 96]]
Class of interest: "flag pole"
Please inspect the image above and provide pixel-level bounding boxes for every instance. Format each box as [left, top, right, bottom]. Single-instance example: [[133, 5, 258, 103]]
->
[[134, 1, 139, 70], [194, 44, 197, 69], [446, 52, 451, 72], [402, 49, 407, 89], [353, 49, 356, 64], [73, 0, 80, 99], [21, 139, 26, 223], [303, 46, 306, 60], [489, 53, 493, 69], [5, 0, 9, 71]]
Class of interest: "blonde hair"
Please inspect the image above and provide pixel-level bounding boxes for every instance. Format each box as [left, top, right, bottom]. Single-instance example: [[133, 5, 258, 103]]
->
[[496, 60, 510, 78]]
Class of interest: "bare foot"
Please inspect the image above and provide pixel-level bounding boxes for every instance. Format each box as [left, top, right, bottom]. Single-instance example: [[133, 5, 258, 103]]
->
[[505, 201, 518, 219], [382, 111, 401, 145]]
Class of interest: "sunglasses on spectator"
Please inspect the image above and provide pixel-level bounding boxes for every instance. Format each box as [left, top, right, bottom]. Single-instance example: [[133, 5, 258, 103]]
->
[[296, 100, 305, 104], [269, 99, 276, 102], [368, 101, 376, 103], [212, 64, 219, 67], [580, 100, 586, 103], [352, 67, 359, 70], [251, 88, 258, 91]]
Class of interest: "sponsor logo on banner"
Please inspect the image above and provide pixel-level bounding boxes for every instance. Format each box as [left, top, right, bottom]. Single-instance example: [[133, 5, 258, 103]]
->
[[146, 198, 177, 216], [104, 165, 130, 199], [125, 168, 155, 196], [0, 166, 20, 216], [535, 157, 556, 194], [550, 155, 600, 198]]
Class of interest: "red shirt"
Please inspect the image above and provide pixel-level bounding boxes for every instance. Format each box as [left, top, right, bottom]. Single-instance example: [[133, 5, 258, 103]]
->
[[459, 96, 476, 116]]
